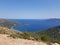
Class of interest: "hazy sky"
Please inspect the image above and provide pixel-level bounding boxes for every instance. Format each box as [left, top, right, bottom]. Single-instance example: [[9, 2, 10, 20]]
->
[[0, 0, 60, 19]]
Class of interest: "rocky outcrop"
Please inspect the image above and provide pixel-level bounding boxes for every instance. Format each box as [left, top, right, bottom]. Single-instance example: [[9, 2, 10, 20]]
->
[[49, 43, 60, 45]]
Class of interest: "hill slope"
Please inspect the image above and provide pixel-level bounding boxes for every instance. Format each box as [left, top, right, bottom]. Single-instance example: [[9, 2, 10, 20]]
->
[[0, 26, 47, 45], [0, 26, 23, 38], [0, 34, 47, 45], [0, 19, 19, 28], [34, 26, 60, 43]]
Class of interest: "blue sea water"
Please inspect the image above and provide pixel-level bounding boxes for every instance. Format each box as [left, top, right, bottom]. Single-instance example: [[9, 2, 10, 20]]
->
[[13, 19, 60, 32]]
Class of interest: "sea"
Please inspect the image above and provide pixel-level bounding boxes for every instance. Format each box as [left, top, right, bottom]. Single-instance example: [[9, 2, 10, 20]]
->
[[12, 19, 60, 32]]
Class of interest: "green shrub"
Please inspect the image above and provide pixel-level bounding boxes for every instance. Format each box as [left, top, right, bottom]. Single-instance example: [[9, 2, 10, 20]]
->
[[40, 34, 51, 42], [22, 32, 31, 40]]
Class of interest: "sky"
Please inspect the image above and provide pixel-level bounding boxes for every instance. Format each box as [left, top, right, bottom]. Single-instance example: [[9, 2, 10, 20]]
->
[[0, 0, 60, 19]]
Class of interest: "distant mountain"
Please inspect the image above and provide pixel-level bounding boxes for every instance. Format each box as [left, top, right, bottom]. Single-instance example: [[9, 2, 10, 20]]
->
[[48, 18, 60, 20], [0, 19, 19, 28], [33, 26, 60, 43]]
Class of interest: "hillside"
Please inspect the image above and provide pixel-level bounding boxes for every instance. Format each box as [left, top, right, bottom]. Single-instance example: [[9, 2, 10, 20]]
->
[[0, 26, 48, 45], [0, 26, 24, 38], [0, 26, 36, 40], [0, 34, 47, 45], [33, 26, 60, 43], [0, 19, 19, 28]]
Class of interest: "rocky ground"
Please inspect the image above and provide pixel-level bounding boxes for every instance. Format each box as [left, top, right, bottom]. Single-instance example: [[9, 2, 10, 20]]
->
[[0, 34, 47, 45]]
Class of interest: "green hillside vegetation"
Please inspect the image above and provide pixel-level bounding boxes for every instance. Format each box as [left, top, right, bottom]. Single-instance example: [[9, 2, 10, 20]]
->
[[31, 26, 60, 43], [0, 19, 19, 28], [0, 26, 22, 37], [1, 25, 60, 43], [0, 24, 60, 43], [0, 26, 34, 40]]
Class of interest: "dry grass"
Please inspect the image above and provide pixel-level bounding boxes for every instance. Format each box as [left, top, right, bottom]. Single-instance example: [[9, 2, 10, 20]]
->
[[0, 34, 47, 45]]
